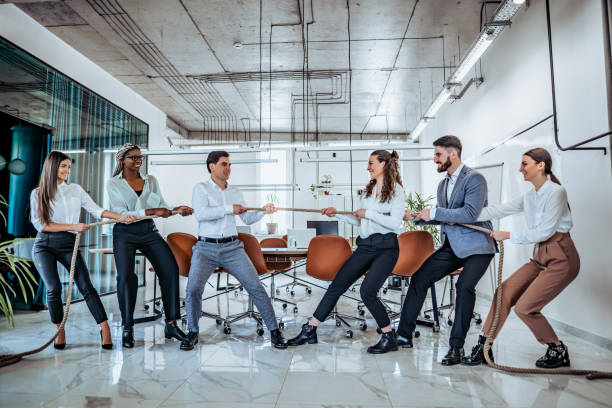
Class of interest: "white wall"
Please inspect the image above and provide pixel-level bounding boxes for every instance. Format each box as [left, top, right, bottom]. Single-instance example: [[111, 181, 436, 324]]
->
[[419, 0, 612, 339], [0, 4, 167, 142]]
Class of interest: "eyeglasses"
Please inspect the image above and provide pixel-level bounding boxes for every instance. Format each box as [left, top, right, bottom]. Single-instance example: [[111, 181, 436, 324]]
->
[[125, 155, 144, 161]]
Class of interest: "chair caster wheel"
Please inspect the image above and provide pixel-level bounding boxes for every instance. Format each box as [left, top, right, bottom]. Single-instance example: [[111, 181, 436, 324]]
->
[[215, 319, 222, 325], [346, 330, 353, 338], [275, 289, 280, 294], [181, 319, 187, 328], [382, 288, 388, 294], [282, 303, 287, 310], [376, 327, 381, 334], [144, 304, 150, 310], [475, 318, 482, 325], [279, 322, 285, 329], [306, 288, 312, 295], [360, 323, 367, 331], [223, 326, 231, 335], [290, 291, 295, 296], [257, 328, 264, 336], [448, 319, 453, 326], [336, 321, 341, 327], [358, 309, 365, 316], [285, 287, 290, 293], [433, 325, 440, 333], [234, 292, 239, 297], [424, 314, 431, 319], [414, 330, 420, 338], [293, 307, 298, 314]]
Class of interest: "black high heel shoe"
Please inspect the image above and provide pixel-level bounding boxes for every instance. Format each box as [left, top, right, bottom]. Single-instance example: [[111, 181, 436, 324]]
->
[[165, 321, 188, 342], [54, 329, 66, 350], [100, 330, 113, 350], [122, 326, 134, 348]]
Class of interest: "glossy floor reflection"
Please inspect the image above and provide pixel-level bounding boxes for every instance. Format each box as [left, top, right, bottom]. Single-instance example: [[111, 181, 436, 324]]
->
[[1, 271, 612, 407]]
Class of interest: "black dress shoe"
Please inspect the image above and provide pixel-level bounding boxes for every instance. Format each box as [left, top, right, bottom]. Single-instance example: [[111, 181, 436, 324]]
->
[[165, 321, 188, 342], [462, 343, 494, 366], [122, 326, 134, 348], [54, 329, 66, 350], [397, 334, 413, 349], [180, 331, 199, 351], [100, 330, 113, 350], [535, 341, 570, 368], [441, 347, 464, 366], [367, 330, 398, 354], [270, 329, 288, 349], [287, 323, 317, 346]]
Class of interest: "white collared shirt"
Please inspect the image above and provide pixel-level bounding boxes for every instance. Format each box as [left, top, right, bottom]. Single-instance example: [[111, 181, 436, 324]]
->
[[431, 163, 464, 220], [477, 179, 573, 244], [192, 178, 264, 238], [106, 174, 170, 217], [336, 183, 406, 238], [30, 182, 105, 232]]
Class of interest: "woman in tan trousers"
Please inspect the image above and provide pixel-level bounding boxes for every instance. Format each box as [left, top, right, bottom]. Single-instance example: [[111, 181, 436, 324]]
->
[[461, 148, 579, 369]]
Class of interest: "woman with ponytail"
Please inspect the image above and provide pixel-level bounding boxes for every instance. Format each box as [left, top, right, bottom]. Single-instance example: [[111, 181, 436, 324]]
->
[[462, 148, 579, 369], [30, 151, 135, 350], [287, 150, 406, 353], [106, 143, 193, 348]]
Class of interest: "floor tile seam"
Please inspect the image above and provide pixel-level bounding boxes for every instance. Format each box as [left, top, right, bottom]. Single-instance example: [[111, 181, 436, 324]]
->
[[273, 347, 295, 408], [373, 350, 395, 408]]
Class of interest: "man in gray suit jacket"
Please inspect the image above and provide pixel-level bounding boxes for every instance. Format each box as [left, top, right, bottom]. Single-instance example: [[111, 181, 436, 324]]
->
[[397, 135, 496, 365]]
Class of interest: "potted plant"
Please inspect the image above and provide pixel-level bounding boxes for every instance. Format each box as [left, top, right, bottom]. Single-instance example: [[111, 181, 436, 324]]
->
[[265, 192, 279, 234], [309, 174, 334, 199], [0, 194, 37, 327], [404, 192, 441, 246]]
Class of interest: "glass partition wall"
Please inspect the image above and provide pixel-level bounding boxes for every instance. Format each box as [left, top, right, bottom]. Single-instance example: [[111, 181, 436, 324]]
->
[[0, 36, 148, 302]]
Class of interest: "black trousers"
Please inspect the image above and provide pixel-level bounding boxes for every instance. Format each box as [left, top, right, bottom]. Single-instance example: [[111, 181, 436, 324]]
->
[[397, 239, 494, 348], [113, 220, 181, 326], [313, 233, 399, 328], [32, 231, 108, 324]]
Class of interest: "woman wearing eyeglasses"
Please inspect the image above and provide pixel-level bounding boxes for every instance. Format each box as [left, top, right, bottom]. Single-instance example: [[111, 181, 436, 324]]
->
[[106, 143, 193, 348]]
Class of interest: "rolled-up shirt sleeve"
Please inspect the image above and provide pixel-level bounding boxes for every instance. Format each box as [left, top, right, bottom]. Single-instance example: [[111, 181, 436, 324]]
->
[[510, 188, 566, 244], [30, 189, 43, 232], [237, 190, 264, 225], [336, 213, 360, 225], [78, 185, 105, 219]]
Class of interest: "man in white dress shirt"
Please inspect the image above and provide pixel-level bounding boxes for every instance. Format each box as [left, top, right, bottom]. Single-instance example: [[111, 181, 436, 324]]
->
[[181, 151, 288, 350]]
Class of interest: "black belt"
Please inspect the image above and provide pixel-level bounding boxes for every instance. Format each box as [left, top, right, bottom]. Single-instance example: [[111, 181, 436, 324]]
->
[[199, 235, 239, 244]]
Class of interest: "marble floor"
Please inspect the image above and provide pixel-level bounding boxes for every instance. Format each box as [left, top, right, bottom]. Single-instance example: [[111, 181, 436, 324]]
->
[[1, 271, 612, 408]]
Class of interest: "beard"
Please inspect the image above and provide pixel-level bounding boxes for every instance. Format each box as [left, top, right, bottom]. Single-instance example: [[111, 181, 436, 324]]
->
[[437, 157, 452, 173]]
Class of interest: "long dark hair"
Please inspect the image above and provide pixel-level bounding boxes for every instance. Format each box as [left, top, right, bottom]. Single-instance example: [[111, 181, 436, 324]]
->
[[364, 150, 402, 203], [37, 151, 71, 225], [523, 148, 561, 185]]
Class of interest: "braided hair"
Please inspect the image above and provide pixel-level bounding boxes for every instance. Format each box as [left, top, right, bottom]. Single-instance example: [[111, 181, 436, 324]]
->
[[364, 150, 402, 203], [113, 143, 140, 177]]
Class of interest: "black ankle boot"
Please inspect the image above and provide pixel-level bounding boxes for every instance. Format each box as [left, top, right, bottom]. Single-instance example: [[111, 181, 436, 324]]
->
[[165, 321, 188, 342], [180, 331, 199, 351], [270, 329, 288, 349], [367, 329, 398, 354], [462, 336, 494, 366], [441, 347, 464, 366], [536, 341, 570, 368], [122, 326, 134, 348], [287, 323, 317, 346], [397, 334, 413, 348]]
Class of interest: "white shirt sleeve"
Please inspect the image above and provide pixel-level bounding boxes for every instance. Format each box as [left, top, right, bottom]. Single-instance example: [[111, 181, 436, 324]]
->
[[106, 179, 145, 217], [335, 213, 361, 226], [78, 185, 105, 219], [237, 190, 265, 225], [365, 187, 406, 230], [477, 195, 524, 221], [30, 189, 43, 232], [510, 188, 568, 244]]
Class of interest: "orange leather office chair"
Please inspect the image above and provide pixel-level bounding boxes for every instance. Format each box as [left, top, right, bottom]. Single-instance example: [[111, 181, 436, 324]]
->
[[306, 235, 366, 338]]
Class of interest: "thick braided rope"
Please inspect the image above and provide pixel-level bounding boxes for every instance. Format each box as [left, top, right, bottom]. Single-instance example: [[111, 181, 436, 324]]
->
[[0, 213, 175, 368], [460, 223, 612, 380]]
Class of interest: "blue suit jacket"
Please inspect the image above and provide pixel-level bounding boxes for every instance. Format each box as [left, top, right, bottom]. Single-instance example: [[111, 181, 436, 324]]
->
[[417, 165, 497, 258]]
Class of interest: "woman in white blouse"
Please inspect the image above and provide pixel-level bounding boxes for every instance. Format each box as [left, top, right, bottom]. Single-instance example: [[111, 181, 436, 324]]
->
[[106, 143, 193, 348], [30, 151, 134, 350], [287, 150, 406, 354], [462, 148, 579, 369]]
